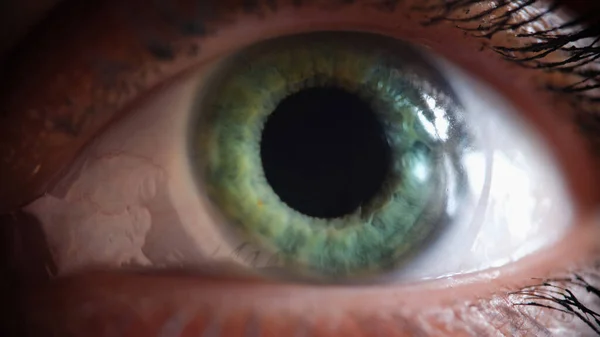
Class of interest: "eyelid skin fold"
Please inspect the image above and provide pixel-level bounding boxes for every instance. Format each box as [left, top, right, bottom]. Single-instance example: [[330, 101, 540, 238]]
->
[[0, 0, 598, 214]]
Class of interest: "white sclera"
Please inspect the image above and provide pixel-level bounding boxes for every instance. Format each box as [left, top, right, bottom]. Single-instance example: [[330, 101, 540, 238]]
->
[[394, 56, 572, 280], [24, 49, 572, 281]]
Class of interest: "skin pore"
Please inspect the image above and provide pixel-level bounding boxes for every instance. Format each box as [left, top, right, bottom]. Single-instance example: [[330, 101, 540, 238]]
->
[[1, 0, 600, 336]]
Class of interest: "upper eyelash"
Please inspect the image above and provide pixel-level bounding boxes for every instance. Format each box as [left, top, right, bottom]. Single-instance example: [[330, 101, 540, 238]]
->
[[419, 0, 600, 152], [420, 0, 598, 93], [416, 1, 600, 332]]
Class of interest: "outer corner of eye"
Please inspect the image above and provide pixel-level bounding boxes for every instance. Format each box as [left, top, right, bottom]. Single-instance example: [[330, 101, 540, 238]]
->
[[23, 31, 580, 289]]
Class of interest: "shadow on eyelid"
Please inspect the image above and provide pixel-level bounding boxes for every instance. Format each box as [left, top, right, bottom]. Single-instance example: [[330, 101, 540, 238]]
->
[[0, 211, 57, 284], [0, 212, 49, 335]]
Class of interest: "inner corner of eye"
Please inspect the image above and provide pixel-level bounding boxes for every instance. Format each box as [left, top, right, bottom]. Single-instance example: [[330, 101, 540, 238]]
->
[[26, 31, 573, 284]]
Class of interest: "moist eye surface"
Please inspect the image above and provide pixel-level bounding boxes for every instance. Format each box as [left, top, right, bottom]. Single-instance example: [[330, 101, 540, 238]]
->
[[191, 32, 467, 280]]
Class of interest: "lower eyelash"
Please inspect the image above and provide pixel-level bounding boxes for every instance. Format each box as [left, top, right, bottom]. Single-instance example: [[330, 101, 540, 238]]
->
[[509, 267, 600, 335], [405, 265, 599, 336]]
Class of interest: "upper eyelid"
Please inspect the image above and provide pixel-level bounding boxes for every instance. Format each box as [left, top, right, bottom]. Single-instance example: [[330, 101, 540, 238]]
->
[[0, 0, 596, 212]]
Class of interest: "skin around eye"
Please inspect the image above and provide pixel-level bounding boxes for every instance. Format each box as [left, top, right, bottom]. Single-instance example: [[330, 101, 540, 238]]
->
[[1, 0, 599, 336]]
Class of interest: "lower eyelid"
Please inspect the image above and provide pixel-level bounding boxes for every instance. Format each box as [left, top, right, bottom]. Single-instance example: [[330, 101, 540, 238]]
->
[[16, 218, 600, 300], [12, 208, 598, 301], [14, 214, 598, 334], [12, 169, 599, 335], [21, 251, 600, 337]]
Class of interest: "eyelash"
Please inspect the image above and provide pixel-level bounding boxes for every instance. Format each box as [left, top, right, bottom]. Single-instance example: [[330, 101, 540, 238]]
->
[[418, 0, 600, 330], [510, 272, 600, 334], [422, 0, 600, 153]]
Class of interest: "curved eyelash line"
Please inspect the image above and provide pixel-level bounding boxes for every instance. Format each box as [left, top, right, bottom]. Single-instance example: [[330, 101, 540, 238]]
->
[[412, 0, 600, 171], [509, 273, 600, 334], [419, 0, 600, 95], [415, 0, 600, 150], [418, 0, 600, 150], [146, 1, 600, 147]]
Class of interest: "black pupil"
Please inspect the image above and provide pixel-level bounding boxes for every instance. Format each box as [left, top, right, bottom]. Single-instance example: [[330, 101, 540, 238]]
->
[[260, 86, 391, 219]]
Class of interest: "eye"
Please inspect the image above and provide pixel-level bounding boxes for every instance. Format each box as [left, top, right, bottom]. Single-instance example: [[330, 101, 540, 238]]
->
[[3, 1, 600, 336], [22, 10, 579, 284], [187, 31, 570, 282]]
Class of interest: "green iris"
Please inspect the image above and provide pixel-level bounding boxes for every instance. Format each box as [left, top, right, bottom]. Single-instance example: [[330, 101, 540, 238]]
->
[[193, 33, 457, 279]]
